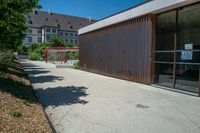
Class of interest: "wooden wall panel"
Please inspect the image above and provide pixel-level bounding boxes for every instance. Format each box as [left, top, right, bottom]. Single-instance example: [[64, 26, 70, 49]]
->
[[79, 14, 155, 84]]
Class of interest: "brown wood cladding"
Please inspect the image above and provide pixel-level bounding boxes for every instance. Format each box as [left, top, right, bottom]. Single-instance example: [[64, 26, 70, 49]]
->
[[79, 14, 156, 84]]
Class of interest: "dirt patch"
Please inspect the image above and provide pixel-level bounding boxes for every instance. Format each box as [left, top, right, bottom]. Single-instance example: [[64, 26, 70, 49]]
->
[[0, 58, 52, 133]]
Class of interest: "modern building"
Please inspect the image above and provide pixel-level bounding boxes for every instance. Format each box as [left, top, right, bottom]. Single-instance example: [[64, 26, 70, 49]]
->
[[79, 0, 200, 96], [23, 10, 95, 45]]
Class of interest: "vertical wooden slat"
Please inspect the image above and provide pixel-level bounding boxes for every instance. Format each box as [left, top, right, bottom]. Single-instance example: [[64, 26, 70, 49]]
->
[[149, 14, 156, 84], [173, 33, 177, 88], [79, 14, 153, 85]]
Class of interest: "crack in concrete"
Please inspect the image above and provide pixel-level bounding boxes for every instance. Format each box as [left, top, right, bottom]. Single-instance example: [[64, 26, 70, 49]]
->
[[167, 98, 200, 129], [55, 105, 75, 126]]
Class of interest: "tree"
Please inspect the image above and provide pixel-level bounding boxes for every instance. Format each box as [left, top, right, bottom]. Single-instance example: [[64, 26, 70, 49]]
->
[[0, 0, 40, 51], [49, 35, 65, 47]]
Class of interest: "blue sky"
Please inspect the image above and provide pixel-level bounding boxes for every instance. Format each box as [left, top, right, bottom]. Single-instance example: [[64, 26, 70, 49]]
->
[[39, 0, 148, 20]]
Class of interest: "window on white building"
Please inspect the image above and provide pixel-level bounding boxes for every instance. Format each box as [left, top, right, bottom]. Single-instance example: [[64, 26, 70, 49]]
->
[[28, 36, 32, 43], [70, 33, 73, 37], [74, 40, 78, 44], [70, 39, 73, 44], [74, 33, 78, 37], [38, 29, 42, 34], [46, 35, 51, 41], [38, 37, 42, 43], [65, 39, 69, 42], [60, 32, 63, 36], [52, 29, 56, 33], [65, 32, 68, 37], [28, 29, 32, 33], [46, 28, 51, 32]]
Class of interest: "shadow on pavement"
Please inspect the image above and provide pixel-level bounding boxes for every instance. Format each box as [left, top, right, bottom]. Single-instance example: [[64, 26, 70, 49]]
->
[[37, 86, 88, 107], [30, 75, 64, 83], [26, 69, 50, 76]]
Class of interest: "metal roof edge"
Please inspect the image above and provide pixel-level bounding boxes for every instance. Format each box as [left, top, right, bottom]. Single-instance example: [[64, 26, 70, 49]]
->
[[79, 0, 198, 35]]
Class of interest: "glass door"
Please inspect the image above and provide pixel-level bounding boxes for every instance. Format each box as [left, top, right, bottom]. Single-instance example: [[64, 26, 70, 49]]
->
[[155, 10, 176, 88], [155, 3, 200, 94], [175, 4, 200, 93]]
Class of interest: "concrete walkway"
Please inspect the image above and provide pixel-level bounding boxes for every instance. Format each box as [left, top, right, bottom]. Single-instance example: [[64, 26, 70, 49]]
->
[[21, 59, 200, 133]]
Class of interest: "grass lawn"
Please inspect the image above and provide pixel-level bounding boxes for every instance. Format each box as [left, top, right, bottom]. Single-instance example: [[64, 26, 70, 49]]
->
[[0, 58, 52, 133]]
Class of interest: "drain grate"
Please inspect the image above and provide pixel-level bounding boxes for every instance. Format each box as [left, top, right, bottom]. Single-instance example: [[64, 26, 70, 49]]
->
[[136, 104, 149, 109]]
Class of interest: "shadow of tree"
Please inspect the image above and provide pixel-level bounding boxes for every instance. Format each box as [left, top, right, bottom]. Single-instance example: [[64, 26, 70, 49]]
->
[[21, 62, 40, 68], [36, 86, 88, 107], [30, 75, 64, 83], [0, 77, 36, 102], [26, 69, 50, 76]]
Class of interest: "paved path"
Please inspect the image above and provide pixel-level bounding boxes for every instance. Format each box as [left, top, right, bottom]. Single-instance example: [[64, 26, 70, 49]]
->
[[21, 59, 200, 133]]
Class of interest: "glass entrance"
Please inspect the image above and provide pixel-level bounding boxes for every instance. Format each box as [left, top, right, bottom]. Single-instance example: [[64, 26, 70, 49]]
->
[[155, 3, 200, 94]]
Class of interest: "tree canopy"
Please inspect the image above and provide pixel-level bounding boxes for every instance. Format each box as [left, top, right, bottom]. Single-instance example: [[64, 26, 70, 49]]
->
[[0, 0, 40, 51]]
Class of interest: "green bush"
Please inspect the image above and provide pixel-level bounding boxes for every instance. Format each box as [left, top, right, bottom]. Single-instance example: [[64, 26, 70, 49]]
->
[[0, 51, 14, 71], [73, 60, 80, 69], [28, 52, 43, 61], [28, 43, 39, 53], [68, 51, 79, 60], [27, 43, 50, 61]]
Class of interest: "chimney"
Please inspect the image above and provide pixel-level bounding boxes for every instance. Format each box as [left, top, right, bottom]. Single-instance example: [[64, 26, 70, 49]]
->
[[87, 17, 92, 22], [48, 9, 52, 15], [32, 9, 38, 14]]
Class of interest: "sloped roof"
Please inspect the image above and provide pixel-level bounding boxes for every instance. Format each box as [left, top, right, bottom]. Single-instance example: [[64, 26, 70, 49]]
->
[[25, 10, 96, 31]]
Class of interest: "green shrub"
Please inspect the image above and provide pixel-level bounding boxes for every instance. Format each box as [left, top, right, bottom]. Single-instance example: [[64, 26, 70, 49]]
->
[[28, 43, 39, 53], [73, 60, 80, 69], [0, 51, 14, 71], [68, 51, 79, 60], [27, 43, 51, 61], [28, 52, 42, 61], [10, 111, 22, 118]]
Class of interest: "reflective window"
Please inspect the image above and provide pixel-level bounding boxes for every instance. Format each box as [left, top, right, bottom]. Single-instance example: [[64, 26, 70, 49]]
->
[[38, 37, 42, 43], [177, 4, 200, 50], [156, 11, 176, 51], [60, 32, 63, 36], [175, 64, 199, 93], [46, 35, 51, 41], [65, 33, 68, 37], [70, 33, 73, 37], [52, 29, 57, 33], [28, 29, 32, 33], [155, 3, 200, 94], [155, 64, 174, 88], [38, 29, 42, 34], [28, 36, 32, 42], [46, 28, 51, 32]]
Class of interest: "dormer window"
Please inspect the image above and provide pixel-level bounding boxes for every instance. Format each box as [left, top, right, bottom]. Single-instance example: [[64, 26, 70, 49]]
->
[[79, 23, 82, 28], [35, 10, 38, 14], [29, 20, 32, 24], [57, 24, 60, 28]]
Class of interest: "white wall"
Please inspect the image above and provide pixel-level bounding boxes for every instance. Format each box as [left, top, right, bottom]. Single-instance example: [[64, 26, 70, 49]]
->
[[23, 27, 42, 45]]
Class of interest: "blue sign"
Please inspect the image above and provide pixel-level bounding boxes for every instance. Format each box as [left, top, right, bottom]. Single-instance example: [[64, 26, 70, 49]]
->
[[181, 51, 193, 60]]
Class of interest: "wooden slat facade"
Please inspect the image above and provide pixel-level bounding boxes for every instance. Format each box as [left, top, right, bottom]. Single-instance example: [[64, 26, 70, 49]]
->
[[79, 14, 156, 84]]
